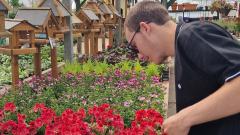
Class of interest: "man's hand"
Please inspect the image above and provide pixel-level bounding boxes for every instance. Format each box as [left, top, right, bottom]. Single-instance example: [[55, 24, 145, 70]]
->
[[162, 110, 191, 135]]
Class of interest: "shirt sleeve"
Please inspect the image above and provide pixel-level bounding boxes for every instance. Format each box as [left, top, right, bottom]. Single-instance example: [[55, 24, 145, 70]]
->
[[178, 22, 240, 85]]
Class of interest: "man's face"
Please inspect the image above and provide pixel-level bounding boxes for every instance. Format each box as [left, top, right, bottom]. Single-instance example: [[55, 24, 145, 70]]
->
[[125, 24, 167, 64]]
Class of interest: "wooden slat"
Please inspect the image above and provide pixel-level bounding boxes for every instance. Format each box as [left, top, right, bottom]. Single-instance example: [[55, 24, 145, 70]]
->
[[94, 36, 98, 55], [12, 48, 37, 55], [90, 32, 94, 56], [0, 48, 11, 55], [109, 28, 113, 46], [19, 39, 50, 44], [84, 33, 89, 56]]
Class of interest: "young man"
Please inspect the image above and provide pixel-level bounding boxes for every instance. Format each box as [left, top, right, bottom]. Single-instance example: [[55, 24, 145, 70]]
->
[[124, 1, 240, 135]]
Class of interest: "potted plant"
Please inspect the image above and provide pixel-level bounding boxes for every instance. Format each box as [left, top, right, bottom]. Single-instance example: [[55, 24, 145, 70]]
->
[[210, 0, 233, 17], [171, 2, 178, 11]]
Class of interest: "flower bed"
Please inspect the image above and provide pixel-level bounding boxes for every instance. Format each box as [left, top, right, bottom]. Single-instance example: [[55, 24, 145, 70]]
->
[[0, 60, 166, 134], [0, 103, 163, 134]]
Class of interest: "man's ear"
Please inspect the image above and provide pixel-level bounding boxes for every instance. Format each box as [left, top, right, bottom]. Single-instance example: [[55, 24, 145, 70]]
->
[[139, 22, 151, 34]]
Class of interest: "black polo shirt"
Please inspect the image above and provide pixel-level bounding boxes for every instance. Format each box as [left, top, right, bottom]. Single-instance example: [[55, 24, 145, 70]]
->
[[175, 21, 240, 135]]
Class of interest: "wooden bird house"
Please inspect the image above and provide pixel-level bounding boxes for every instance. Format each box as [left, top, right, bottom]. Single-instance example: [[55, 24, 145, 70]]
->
[[0, 19, 38, 88], [37, 0, 72, 33], [15, 8, 60, 38], [15, 8, 62, 81], [76, 8, 101, 56], [76, 8, 101, 29], [83, 0, 105, 22]]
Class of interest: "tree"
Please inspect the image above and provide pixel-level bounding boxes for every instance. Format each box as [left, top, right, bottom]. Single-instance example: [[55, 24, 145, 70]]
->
[[74, 0, 88, 11], [10, 0, 19, 7], [9, 0, 20, 18], [156, 0, 176, 9]]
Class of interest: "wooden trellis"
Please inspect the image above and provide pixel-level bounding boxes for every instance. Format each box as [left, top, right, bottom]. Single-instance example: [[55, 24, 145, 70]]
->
[[15, 8, 61, 79]]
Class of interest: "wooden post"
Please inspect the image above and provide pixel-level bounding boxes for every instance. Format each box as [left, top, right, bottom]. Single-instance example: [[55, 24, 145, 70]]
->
[[11, 55, 19, 88], [125, 0, 128, 18], [10, 32, 19, 88], [109, 27, 114, 46], [94, 35, 98, 55], [0, 12, 5, 32], [34, 46, 41, 77], [102, 28, 106, 50], [77, 36, 82, 55], [84, 33, 89, 56], [114, 0, 122, 47], [51, 47, 58, 79], [90, 32, 95, 56]]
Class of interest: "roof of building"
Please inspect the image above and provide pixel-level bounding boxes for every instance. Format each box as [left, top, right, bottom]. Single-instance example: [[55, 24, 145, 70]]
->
[[15, 8, 56, 26], [38, 0, 72, 17], [82, 9, 99, 21], [5, 19, 38, 30]]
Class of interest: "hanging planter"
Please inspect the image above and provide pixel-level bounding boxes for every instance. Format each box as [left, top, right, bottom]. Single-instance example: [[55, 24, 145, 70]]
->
[[171, 2, 178, 11]]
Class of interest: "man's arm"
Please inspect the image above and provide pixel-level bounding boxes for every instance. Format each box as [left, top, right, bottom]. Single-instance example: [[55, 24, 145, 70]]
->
[[163, 76, 240, 135]]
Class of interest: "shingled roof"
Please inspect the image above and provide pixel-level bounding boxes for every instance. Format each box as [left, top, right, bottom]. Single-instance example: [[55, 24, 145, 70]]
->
[[82, 9, 99, 21], [15, 8, 58, 27], [5, 19, 38, 30], [37, 0, 72, 17]]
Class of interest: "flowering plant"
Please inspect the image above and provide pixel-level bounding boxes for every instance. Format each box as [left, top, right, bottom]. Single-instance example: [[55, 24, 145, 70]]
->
[[0, 103, 164, 134], [210, 0, 233, 16]]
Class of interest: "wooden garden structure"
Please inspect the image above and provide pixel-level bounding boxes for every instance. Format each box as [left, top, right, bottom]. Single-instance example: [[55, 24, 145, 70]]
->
[[0, 19, 38, 88], [82, 0, 121, 49], [37, 0, 72, 34], [15, 8, 61, 79], [97, 0, 121, 48], [76, 8, 101, 56]]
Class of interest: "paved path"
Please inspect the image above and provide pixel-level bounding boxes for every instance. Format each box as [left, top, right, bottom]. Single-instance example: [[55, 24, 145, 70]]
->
[[167, 59, 176, 117]]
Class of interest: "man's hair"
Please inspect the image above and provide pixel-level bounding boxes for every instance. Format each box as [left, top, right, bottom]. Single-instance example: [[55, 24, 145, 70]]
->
[[125, 0, 170, 32]]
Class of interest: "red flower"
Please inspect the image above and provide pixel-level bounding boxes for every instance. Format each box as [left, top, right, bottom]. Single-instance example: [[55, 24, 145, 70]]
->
[[12, 123, 30, 135], [17, 113, 26, 124], [0, 109, 4, 121], [33, 103, 45, 112], [34, 118, 43, 128], [1, 120, 17, 132], [4, 102, 16, 112]]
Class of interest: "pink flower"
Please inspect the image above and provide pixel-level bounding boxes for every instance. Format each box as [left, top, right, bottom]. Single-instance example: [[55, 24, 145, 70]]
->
[[138, 96, 146, 101], [123, 101, 131, 107]]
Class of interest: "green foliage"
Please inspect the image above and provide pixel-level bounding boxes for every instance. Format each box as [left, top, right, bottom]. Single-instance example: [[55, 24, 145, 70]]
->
[[94, 61, 109, 75], [145, 63, 160, 77], [10, 0, 20, 7], [82, 60, 94, 74], [0, 45, 64, 87], [62, 61, 82, 74], [134, 60, 143, 74], [213, 19, 239, 33]]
